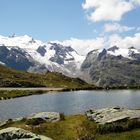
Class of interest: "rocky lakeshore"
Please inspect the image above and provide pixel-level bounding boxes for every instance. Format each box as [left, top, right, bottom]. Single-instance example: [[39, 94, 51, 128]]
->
[[86, 107, 140, 124], [0, 108, 140, 140], [0, 127, 52, 140], [0, 112, 62, 140]]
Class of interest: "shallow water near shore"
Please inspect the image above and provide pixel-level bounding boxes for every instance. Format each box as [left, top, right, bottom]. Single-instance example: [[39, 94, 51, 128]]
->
[[0, 90, 140, 120]]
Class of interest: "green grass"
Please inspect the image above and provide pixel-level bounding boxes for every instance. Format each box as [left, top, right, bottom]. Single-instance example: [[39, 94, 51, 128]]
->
[[1, 64, 140, 90], [0, 64, 96, 100], [1, 114, 140, 140], [0, 90, 49, 100], [1, 115, 86, 140], [96, 129, 140, 140], [0, 65, 94, 89]]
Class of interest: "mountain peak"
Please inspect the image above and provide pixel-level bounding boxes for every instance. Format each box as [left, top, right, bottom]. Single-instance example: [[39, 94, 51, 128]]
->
[[97, 49, 107, 61], [108, 46, 119, 52], [9, 33, 16, 38], [129, 46, 136, 50]]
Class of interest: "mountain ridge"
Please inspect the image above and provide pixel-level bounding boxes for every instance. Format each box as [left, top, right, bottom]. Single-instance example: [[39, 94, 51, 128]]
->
[[0, 35, 85, 77], [1, 34, 140, 87], [81, 46, 140, 87]]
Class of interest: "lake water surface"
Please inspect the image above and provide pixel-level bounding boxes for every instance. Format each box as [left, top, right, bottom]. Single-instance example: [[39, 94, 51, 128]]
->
[[0, 90, 140, 120]]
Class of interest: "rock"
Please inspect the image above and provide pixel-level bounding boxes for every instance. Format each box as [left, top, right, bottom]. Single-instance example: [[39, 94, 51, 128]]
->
[[0, 118, 24, 127], [13, 117, 24, 122], [0, 121, 8, 127], [28, 112, 61, 122], [36, 46, 47, 57], [107, 46, 119, 52], [0, 119, 13, 127], [0, 127, 52, 140], [85, 107, 140, 125]]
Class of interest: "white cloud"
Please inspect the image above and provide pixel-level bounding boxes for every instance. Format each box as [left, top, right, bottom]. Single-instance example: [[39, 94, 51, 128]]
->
[[108, 33, 140, 48], [52, 33, 140, 55], [137, 27, 140, 31], [62, 38, 106, 55], [132, 0, 140, 5], [82, 0, 140, 22], [104, 23, 135, 33], [53, 38, 105, 55]]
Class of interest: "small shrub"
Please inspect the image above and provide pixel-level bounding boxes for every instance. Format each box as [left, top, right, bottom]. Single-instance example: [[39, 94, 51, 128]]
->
[[98, 123, 125, 134], [97, 119, 140, 134], [20, 118, 27, 122], [60, 113, 65, 120], [128, 119, 140, 129], [25, 118, 45, 126], [32, 123, 48, 134]]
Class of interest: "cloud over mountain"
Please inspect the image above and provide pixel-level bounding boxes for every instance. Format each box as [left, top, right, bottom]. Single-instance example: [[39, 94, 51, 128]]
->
[[57, 33, 140, 55], [108, 33, 140, 48], [103, 23, 135, 33]]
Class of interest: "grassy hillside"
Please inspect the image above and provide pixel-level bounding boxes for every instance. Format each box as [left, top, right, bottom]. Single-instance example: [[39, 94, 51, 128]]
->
[[0, 65, 93, 88]]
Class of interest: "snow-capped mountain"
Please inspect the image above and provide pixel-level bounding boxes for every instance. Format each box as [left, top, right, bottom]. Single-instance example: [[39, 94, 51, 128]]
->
[[81, 46, 140, 87], [83, 46, 140, 61], [0, 35, 85, 77], [0, 61, 5, 65], [1, 34, 140, 87]]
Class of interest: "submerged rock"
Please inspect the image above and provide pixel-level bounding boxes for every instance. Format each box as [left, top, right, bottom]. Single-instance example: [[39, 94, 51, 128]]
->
[[28, 112, 61, 122], [86, 107, 140, 124], [0, 127, 52, 140]]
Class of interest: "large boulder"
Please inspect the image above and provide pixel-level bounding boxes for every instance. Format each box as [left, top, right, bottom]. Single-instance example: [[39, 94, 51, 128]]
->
[[0, 127, 52, 140], [86, 107, 140, 125], [28, 112, 61, 122]]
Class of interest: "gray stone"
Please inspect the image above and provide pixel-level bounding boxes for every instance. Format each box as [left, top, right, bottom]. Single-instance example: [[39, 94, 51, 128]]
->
[[28, 112, 61, 122], [13, 117, 24, 122], [86, 107, 140, 124], [0, 127, 52, 140], [0, 121, 8, 127], [36, 46, 47, 56]]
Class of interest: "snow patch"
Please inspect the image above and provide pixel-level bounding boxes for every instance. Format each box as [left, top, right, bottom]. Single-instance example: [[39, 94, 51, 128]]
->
[[0, 61, 5, 65], [108, 48, 129, 58]]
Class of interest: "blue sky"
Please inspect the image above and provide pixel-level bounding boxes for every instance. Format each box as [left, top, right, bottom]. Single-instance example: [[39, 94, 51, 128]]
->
[[0, 0, 140, 43], [0, 0, 95, 41]]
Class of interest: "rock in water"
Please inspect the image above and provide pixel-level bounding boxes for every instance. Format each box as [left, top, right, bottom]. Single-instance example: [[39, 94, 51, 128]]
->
[[0, 127, 52, 140]]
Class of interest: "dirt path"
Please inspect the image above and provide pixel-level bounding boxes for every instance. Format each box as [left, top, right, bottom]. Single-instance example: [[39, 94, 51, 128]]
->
[[0, 87, 64, 91]]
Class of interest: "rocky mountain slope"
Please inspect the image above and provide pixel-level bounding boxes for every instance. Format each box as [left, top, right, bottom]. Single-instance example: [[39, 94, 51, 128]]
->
[[0, 35, 85, 77], [81, 46, 140, 87]]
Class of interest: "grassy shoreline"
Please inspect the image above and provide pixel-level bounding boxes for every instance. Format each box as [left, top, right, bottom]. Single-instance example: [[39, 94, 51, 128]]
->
[[0, 90, 48, 100], [0, 114, 140, 140], [0, 86, 96, 100], [0, 86, 140, 100]]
